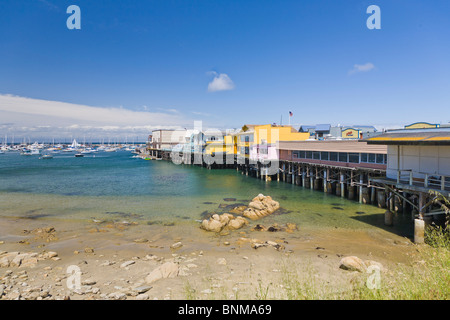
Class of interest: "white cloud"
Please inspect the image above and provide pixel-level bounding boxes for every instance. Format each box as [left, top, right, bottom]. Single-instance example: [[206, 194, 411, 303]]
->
[[0, 94, 189, 139], [207, 72, 235, 92], [349, 63, 375, 75], [191, 111, 212, 117]]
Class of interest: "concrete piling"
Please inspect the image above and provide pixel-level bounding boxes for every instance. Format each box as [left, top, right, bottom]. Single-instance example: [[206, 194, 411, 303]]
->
[[414, 219, 425, 244], [384, 210, 394, 226]]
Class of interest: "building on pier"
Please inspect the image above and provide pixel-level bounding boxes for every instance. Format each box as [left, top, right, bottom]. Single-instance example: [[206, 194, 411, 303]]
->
[[236, 124, 310, 162], [150, 129, 187, 151], [365, 127, 450, 243], [298, 124, 379, 140], [240, 138, 388, 206], [148, 129, 188, 159], [403, 122, 441, 130], [269, 140, 388, 202]]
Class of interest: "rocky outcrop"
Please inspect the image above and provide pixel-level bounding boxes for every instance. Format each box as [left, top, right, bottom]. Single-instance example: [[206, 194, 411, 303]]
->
[[229, 206, 247, 214], [242, 194, 280, 220], [200, 194, 280, 231], [227, 216, 249, 230], [23, 227, 58, 242], [0, 251, 58, 268], [200, 213, 248, 233]]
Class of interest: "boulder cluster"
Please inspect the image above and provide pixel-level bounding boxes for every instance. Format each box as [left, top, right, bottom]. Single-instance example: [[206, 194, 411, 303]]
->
[[242, 194, 280, 220], [200, 194, 281, 233], [201, 213, 248, 233]]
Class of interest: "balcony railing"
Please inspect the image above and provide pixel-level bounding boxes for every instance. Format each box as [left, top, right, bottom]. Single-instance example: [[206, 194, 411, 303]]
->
[[396, 169, 450, 191]]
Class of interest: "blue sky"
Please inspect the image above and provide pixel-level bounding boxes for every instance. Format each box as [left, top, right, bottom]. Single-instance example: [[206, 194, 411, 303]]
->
[[1, 0, 450, 140]]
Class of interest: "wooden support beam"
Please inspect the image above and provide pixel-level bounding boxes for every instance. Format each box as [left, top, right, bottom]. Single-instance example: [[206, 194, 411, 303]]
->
[[383, 184, 418, 210], [419, 192, 425, 219], [359, 173, 364, 204], [302, 167, 306, 188]]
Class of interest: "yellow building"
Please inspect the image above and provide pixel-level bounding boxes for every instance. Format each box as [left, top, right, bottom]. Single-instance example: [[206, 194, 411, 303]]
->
[[404, 122, 440, 130], [204, 134, 237, 156], [236, 124, 310, 159], [341, 128, 362, 139], [235, 124, 256, 158], [202, 124, 310, 160]]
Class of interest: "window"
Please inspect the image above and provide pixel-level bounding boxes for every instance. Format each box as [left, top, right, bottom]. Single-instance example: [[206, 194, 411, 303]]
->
[[349, 153, 360, 163], [361, 153, 368, 163], [339, 152, 348, 162], [321, 152, 329, 161], [384, 154, 387, 164], [260, 148, 268, 155], [293, 151, 300, 159], [313, 151, 320, 160], [329, 152, 338, 161], [368, 153, 376, 163], [299, 151, 306, 158], [376, 154, 384, 164], [306, 151, 313, 159]]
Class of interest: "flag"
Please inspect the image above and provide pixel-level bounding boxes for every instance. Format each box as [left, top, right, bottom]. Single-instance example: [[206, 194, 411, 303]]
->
[[289, 111, 293, 117]]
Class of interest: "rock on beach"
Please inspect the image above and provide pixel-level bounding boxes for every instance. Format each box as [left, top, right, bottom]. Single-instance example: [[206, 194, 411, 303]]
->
[[339, 256, 385, 273], [145, 262, 179, 284]]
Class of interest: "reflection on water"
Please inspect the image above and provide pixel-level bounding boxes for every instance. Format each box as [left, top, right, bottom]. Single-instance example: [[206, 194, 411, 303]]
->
[[0, 151, 413, 238]]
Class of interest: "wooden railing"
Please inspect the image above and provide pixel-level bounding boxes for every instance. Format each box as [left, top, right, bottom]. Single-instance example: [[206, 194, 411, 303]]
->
[[396, 169, 450, 191]]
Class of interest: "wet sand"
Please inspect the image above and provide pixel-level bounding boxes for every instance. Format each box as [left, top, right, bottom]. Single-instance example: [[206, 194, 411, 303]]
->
[[0, 212, 418, 300]]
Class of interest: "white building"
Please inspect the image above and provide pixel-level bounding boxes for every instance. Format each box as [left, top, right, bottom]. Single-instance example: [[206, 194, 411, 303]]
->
[[366, 128, 450, 192], [365, 127, 450, 243], [151, 129, 187, 151]]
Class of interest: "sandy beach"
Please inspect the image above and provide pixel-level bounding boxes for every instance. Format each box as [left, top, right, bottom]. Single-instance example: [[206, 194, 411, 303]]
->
[[0, 209, 418, 300]]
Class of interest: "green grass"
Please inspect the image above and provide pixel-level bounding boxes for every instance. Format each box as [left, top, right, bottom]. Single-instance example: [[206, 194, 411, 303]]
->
[[183, 230, 449, 300], [183, 281, 197, 300], [278, 229, 450, 300]]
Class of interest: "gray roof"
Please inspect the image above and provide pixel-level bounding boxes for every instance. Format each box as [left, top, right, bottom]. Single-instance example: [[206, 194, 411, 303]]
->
[[298, 125, 316, 132], [315, 124, 331, 132]]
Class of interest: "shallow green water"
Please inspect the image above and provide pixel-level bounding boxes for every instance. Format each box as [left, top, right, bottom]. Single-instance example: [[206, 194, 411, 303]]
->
[[0, 151, 413, 237]]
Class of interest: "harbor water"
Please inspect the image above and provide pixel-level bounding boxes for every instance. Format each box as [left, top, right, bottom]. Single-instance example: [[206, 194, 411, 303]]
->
[[0, 150, 413, 239]]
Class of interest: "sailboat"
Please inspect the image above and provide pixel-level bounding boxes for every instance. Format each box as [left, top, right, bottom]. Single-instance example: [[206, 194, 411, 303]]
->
[[64, 139, 80, 152], [41, 153, 54, 159]]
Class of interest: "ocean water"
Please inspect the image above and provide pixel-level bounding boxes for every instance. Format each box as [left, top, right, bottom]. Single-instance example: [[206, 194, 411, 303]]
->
[[0, 151, 413, 237]]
